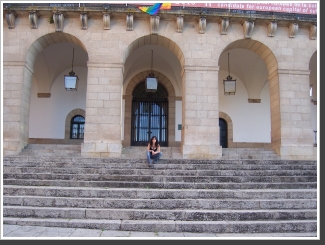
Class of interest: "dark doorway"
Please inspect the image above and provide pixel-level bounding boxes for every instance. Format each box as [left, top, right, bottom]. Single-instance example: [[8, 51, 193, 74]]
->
[[219, 118, 227, 148], [131, 101, 168, 146], [131, 81, 168, 146], [70, 115, 85, 139]]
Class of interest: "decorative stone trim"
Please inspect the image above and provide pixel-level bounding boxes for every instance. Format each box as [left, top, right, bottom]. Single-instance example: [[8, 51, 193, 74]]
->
[[309, 24, 317, 40], [103, 12, 110, 30], [126, 14, 133, 31], [150, 15, 160, 34], [5, 11, 16, 29], [198, 16, 206, 34], [53, 12, 64, 32], [80, 12, 88, 30], [243, 20, 254, 38], [3, 5, 317, 41], [248, 99, 261, 103], [289, 22, 299, 38], [176, 15, 183, 33], [220, 18, 229, 35], [29, 11, 39, 29], [37, 93, 51, 98], [267, 20, 277, 37]]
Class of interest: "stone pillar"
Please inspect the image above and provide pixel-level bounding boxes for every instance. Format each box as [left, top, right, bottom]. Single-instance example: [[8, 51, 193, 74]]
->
[[81, 62, 123, 158], [272, 69, 315, 160], [168, 96, 176, 147], [181, 65, 222, 159], [122, 94, 132, 147], [3, 61, 33, 156]]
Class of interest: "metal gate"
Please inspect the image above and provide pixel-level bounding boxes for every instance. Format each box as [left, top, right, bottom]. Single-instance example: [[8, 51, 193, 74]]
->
[[131, 101, 168, 146], [219, 118, 228, 148]]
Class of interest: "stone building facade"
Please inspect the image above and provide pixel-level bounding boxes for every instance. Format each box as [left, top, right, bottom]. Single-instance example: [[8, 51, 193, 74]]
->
[[2, 2, 318, 160]]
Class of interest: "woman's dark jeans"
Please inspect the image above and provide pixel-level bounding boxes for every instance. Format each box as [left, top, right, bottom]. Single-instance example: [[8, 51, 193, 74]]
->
[[146, 151, 162, 164]]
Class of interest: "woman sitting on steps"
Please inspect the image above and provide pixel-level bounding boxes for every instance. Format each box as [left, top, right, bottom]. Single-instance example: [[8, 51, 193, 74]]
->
[[146, 136, 162, 165]]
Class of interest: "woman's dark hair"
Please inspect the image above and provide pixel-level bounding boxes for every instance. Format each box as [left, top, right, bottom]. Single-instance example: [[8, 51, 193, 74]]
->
[[149, 136, 159, 147]]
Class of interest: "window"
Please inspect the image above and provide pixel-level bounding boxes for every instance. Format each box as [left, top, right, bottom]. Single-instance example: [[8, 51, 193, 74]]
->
[[70, 115, 85, 139]]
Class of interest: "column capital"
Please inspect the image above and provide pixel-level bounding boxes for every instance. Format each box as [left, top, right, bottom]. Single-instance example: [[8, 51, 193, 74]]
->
[[3, 61, 34, 74], [182, 65, 219, 77], [278, 69, 310, 76], [183, 65, 219, 72], [87, 62, 124, 69]]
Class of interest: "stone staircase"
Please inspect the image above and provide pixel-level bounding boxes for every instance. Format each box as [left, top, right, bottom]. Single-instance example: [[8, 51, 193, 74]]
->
[[3, 146, 318, 236]]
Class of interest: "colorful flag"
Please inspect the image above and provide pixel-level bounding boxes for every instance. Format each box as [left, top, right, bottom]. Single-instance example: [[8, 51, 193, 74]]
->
[[138, 3, 171, 15], [160, 3, 171, 10]]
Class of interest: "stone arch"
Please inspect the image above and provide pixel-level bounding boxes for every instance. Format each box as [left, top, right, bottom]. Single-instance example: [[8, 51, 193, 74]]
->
[[123, 70, 177, 147], [123, 34, 185, 70], [25, 32, 87, 70], [222, 39, 279, 152], [65, 108, 86, 141], [223, 39, 278, 75], [16, 33, 88, 151]]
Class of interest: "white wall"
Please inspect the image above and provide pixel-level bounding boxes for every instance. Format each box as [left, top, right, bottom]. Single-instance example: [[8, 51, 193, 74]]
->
[[29, 67, 87, 139], [218, 70, 271, 143]]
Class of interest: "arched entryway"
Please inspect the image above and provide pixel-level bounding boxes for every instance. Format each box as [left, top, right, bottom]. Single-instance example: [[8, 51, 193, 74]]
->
[[122, 35, 184, 148], [123, 70, 177, 147], [131, 81, 168, 146]]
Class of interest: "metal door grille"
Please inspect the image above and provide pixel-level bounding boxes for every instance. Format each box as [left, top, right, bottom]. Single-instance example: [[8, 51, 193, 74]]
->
[[219, 118, 227, 148], [131, 101, 168, 146]]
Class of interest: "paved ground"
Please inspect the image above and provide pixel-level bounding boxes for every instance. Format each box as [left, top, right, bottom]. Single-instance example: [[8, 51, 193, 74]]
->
[[1, 224, 318, 239]]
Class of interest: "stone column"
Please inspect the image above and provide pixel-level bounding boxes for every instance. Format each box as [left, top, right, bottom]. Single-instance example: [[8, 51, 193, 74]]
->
[[168, 96, 176, 147], [3, 61, 33, 156], [181, 65, 222, 159], [81, 62, 123, 158], [271, 69, 315, 160], [122, 94, 132, 147]]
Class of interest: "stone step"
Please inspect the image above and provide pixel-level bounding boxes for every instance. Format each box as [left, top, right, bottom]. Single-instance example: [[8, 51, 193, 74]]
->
[[3, 179, 317, 189], [3, 217, 317, 234], [3, 155, 316, 165], [3, 206, 317, 221], [3, 186, 317, 200], [18, 144, 283, 160], [3, 163, 317, 172], [20, 145, 82, 157], [3, 196, 317, 210], [3, 166, 317, 176], [23, 144, 82, 149], [3, 173, 317, 183]]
